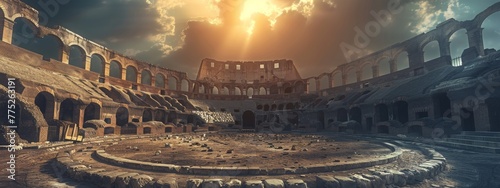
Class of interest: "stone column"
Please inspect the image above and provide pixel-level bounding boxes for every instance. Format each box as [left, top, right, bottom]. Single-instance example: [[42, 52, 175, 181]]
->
[[103, 62, 110, 76], [151, 76, 156, 87], [176, 81, 181, 91], [1, 18, 14, 44], [389, 59, 397, 73], [467, 27, 485, 56], [315, 79, 320, 92], [121, 68, 127, 80], [137, 72, 142, 84], [328, 75, 333, 88], [408, 47, 424, 68], [356, 71, 362, 82], [61, 46, 70, 64], [372, 65, 379, 77], [438, 37, 451, 57], [84, 55, 91, 71], [341, 74, 347, 85]]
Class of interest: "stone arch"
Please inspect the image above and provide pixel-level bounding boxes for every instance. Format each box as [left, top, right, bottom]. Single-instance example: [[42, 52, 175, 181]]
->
[[154, 110, 166, 122], [332, 71, 342, 87], [247, 87, 254, 98], [35, 91, 55, 120], [116, 107, 129, 126], [141, 69, 152, 85], [375, 104, 389, 123], [319, 74, 329, 90], [377, 57, 390, 76], [242, 110, 256, 129], [109, 60, 122, 78], [271, 104, 277, 111], [198, 84, 205, 94], [473, 2, 500, 31], [293, 81, 305, 93], [337, 108, 348, 122], [181, 79, 190, 92], [234, 87, 241, 95], [212, 86, 219, 94], [59, 98, 79, 123], [84, 102, 101, 122], [422, 40, 440, 62], [278, 104, 285, 111], [126, 66, 138, 82], [263, 104, 270, 111], [393, 101, 409, 124], [349, 107, 362, 124], [448, 28, 469, 60], [10, 12, 39, 27], [68, 45, 87, 69], [155, 73, 166, 88], [360, 63, 373, 81], [307, 78, 317, 94], [12, 17, 38, 48], [168, 76, 178, 90], [270, 85, 279, 94], [480, 11, 500, 52], [345, 68, 357, 84], [221, 86, 229, 95], [394, 51, 409, 71], [142, 109, 153, 122], [259, 87, 266, 95], [90, 54, 105, 75], [285, 103, 294, 110]]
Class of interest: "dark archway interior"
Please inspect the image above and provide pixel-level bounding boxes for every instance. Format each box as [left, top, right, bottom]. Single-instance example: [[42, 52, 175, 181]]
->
[[461, 108, 475, 131], [317, 111, 325, 129], [116, 107, 129, 126], [104, 127, 115, 135], [142, 110, 152, 122], [337, 108, 348, 122], [143, 127, 152, 134], [408, 125, 423, 137], [84, 103, 100, 122], [393, 101, 409, 123], [349, 107, 362, 124], [168, 111, 177, 123], [433, 93, 451, 118], [377, 125, 389, 134], [487, 98, 500, 132], [242, 111, 256, 129], [35, 92, 55, 120], [375, 104, 389, 122], [59, 99, 77, 123]]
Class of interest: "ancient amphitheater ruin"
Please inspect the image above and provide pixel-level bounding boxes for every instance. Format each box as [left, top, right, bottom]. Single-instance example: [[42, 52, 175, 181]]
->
[[0, 0, 500, 187]]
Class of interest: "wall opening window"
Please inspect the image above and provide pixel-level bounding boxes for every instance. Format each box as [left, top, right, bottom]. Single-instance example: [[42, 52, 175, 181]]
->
[[225, 64, 229, 69], [274, 63, 279, 69], [236, 64, 241, 70], [260, 64, 264, 69], [211, 62, 214, 67]]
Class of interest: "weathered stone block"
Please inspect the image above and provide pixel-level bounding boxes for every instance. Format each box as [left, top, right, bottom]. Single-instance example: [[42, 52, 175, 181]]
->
[[263, 179, 284, 188], [316, 176, 340, 188]]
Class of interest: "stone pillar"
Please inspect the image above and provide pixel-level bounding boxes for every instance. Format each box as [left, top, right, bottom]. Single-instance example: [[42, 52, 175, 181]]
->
[[438, 37, 451, 57], [389, 59, 397, 73], [137, 73, 142, 84], [1, 18, 14, 44], [356, 71, 362, 82], [78, 106, 85, 129], [341, 74, 347, 85], [328, 75, 333, 88], [165, 77, 169, 90], [84, 55, 91, 71], [176, 81, 181, 91], [372, 65, 379, 77], [408, 47, 424, 68], [151, 76, 156, 87], [315, 79, 320, 92], [467, 27, 485, 56], [121, 68, 127, 80], [104, 62, 110, 76], [61, 46, 70, 64]]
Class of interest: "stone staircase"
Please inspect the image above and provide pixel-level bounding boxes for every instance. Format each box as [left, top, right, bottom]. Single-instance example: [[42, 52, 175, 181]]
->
[[436, 131, 500, 154]]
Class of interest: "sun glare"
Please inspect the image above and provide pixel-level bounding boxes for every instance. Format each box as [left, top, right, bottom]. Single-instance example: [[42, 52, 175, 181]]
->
[[240, 0, 280, 35]]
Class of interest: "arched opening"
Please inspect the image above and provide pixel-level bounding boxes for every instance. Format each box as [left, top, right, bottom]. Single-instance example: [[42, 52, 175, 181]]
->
[[378, 58, 390, 76], [221, 86, 229, 95], [12, 18, 50, 58], [143, 127, 152, 134], [349, 107, 362, 124], [285, 103, 294, 110], [259, 87, 266, 95], [271, 104, 277, 111], [242, 110, 255, 129], [116, 107, 129, 126], [308, 79, 317, 94], [486, 98, 500, 132], [90, 54, 105, 75], [126, 66, 138, 82], [408, 125, 423, 137], [35, 92, 55, 120], [270, 85, 279, 94], [482, 12, 500, 52], [121, 123, 137, 135], [337, 108, 348, 122], [423, 41, 440, 62], [142, 109, 153, 122], [319, 75, 329, 90], [247, 87, 254, 98], [212, 86, 219, 94], [377, 125, 389, 134], [155, 74, 165, 88], [460, 108, 475, 131], [59, 99, 79, 123], [263, 104, 270, 111], [198, 84, 205, 94], [361, 64, 373, 81], [84, 103, 101, 122], [375, 104, 389, 123], [432, 93, 451, 118], [449, 29, 469, 63], [104, 127, 115, 135], [278, 104, 284, 111], [168, 76, 178, 90], [332, 72, 342, 87], [393, 101, 409, 124], [317, 111, 325, 129], [181, 79, 189, 92], [154, 110, 166, 122], [345, 69, 356, 84], [69, 45, 86, 69], [167, 111, 177, 123], [165, 127, 173, 133], [16, 32, 64, 61], [109, 60, 122, 78], [141, 70, 152, 85], [395, 51, 409, 71], [284, 87, 293, 94], [294, 81, 305, 93], [235, 87, 241, 95], [366, 117, 373, 132]]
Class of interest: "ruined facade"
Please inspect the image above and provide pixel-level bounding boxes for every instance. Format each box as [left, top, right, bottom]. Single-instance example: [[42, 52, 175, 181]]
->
[[0, 0, 499, 144]]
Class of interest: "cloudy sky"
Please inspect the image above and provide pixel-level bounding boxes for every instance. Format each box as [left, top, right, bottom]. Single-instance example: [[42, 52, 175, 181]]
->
[[21, 0, 500, 79]]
